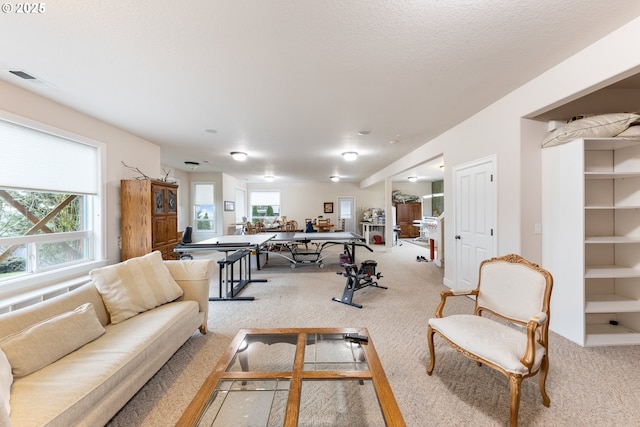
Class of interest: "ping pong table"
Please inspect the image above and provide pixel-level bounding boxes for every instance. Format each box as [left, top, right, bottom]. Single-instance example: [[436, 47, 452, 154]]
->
[[263, 231, 370, 268], [174, 234, 276, 301]]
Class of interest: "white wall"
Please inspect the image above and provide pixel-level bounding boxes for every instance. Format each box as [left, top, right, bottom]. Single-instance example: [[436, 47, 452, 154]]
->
[[0, 80, 163, 264], [362, 16, 640, 287], [243, 181, 386, 230]]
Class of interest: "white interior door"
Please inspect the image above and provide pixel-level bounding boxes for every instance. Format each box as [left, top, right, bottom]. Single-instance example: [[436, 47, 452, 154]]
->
[[454, 157, 496, 288], [337, 196, 356, 232]]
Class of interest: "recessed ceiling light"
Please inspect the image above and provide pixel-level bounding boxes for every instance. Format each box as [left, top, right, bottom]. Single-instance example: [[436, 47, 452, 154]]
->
[[341, 151, 358, 161], [330, 176, 340, 182], [230, 151, 247, 161], [204, 129, 217, 134], [357, 130, 370, 136], [408, 176, 418, 182], [389, 140, 398, 144]]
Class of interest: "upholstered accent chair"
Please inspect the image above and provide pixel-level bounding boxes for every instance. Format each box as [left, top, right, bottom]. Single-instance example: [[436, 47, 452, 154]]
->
[[427, 254, 553, 427]]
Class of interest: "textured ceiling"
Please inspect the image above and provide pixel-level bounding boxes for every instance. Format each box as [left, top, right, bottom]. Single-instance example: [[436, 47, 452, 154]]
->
[[2, 1, 640, 183]]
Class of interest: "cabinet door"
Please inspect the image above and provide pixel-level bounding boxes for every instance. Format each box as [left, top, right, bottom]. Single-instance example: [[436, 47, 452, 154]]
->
[[153, 186, 166, 214], [167, 187, 178, 214], [153, 217, 169, 246], [397, 203, 421, 238]]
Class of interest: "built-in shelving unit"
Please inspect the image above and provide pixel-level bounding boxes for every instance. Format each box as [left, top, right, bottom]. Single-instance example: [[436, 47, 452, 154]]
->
[[542, 138, 640, 346]]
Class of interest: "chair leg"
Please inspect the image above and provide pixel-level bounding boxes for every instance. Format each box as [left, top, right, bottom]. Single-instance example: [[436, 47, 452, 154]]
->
[[508, 374, 523, 427], [538, 354, 551, 407], [426, 326, 436, 375]]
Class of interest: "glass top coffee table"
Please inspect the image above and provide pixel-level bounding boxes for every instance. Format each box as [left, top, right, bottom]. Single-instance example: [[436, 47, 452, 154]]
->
[[177, 327, 405, 427]]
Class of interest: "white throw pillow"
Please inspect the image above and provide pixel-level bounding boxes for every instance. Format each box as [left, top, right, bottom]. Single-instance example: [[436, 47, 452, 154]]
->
[[616, 125, 640, 139], [0, 349, 12, 415], [541, 113, 640, 147], [0, 303, 105, 378], [90, 251, 184, 324]]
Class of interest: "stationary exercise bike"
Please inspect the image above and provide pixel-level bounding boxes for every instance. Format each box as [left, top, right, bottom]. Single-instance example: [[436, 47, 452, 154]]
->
[[332, 259, 387, 308]]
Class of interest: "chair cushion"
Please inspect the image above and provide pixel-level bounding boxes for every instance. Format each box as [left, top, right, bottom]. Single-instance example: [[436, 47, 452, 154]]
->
[[429, 315, 545, 375]]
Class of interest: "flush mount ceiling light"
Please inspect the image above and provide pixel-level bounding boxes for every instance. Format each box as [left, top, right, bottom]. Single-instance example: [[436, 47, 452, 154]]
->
[[408, 176, 418, 182], [264, 175, 275, 182], [230, 151, 247, 161], [357, 130, 370, 136], [330, 176, 340, 182], [341, 151, 358, 161], [204, 129, 217, 134]]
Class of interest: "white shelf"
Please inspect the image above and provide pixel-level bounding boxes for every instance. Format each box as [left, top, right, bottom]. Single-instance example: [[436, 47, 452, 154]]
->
[[584, 138, 640, 151], [585, 172, 640, 180], [585, 205, 640, 209], [585, 236, 640, 243], [585, 294, 640, 313], [585, 323, 640, 347], [585, 265, 640, 279]]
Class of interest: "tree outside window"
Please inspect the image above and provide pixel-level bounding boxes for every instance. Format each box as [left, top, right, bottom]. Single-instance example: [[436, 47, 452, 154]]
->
[[193, 183, 215, 232], [250, 191, 280, 224]]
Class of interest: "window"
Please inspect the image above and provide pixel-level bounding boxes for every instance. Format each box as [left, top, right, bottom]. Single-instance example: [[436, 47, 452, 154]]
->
[[193, 183, 215, 232], [0, 115, 104, 287], [250, 191, 280, 223], [0, 190, 91, 279]]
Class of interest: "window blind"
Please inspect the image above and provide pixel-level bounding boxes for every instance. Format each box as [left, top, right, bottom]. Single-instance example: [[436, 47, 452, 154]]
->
[[0, 119, 99, 195]]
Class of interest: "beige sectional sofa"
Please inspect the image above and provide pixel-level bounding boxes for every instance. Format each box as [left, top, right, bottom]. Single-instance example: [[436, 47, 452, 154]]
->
[[0, 251, 213, 427]]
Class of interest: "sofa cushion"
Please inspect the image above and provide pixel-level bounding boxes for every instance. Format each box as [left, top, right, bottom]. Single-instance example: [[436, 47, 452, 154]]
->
[[0, 349, 11, 415], [90, 251, 184, 324], [0, 303, 105, 378], [8, 300, 201, 427]]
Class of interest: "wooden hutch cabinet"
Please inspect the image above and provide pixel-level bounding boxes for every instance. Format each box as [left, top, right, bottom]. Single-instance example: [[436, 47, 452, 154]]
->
[[396, 202, 422, 238], [121, 179, 179, 261]]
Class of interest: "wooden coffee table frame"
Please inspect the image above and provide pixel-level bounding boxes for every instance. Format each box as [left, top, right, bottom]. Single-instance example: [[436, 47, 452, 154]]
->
[[177, 327, 405, 427]]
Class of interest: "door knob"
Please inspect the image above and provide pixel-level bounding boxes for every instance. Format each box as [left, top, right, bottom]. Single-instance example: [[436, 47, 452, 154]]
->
[[455, 235, 461, 239]]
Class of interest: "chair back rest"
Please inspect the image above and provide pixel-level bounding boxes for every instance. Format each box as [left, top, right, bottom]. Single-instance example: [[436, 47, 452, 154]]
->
[[181, 226, 193, 244], [245, 221, 255, 234], [285, 220, 298, 231], [476, 254, 552, 324], [317, 218, 330, 225]]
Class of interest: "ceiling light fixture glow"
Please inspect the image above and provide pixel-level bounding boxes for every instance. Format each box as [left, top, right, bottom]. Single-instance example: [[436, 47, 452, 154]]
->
[[230, 151, 247, 161], [330, 176, 340, 182], [264, 175, 275, 181], [408, 176, 418, 182], [341, 151, 358, 161]]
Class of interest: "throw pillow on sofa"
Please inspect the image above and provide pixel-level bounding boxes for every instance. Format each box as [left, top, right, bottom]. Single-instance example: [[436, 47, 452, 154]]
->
[[90, 251, 184, 324], [0, 302, 106, 378]]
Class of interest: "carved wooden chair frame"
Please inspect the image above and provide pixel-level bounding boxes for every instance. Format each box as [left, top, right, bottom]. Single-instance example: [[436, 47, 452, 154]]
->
[[427, 254, 553, 427]]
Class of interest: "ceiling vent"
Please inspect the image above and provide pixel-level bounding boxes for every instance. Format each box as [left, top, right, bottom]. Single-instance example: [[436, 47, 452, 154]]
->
[[9, 70, 36, 80]]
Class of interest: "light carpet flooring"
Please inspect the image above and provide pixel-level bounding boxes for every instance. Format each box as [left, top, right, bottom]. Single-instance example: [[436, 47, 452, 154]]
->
[[107, 242, 640, 426]]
